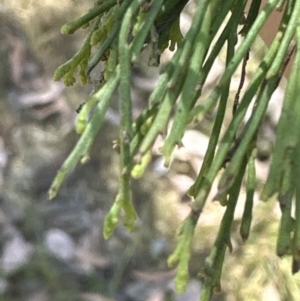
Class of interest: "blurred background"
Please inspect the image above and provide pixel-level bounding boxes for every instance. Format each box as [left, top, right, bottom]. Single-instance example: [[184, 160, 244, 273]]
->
[[0, 1, 300, 301]]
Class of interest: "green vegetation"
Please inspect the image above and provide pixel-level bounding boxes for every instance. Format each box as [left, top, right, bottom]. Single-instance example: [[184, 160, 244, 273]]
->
[[49, 0, 300, 300]]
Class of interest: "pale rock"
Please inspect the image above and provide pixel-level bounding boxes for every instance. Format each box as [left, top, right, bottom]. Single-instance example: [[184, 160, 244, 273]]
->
[[1, 234, 33, 274], [45, 228, 76, 261]]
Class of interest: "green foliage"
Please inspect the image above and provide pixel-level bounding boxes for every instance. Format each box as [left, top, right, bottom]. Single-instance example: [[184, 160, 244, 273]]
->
[[49, 0, 300, 300]]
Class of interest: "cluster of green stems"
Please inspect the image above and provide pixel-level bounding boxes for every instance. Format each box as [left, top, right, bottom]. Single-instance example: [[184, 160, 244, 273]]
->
[[48, 0, 300, 300]]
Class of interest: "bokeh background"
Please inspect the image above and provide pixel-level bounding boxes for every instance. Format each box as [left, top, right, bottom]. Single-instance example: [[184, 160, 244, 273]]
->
[[0, 1, 300, 301]]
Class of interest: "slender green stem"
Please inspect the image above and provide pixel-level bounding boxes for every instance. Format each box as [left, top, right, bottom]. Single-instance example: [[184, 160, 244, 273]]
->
[[173, 27, 235, 300], [240, 148, 256, 241], [117, 0, 145, 233], [266, 0, 299, 78], [197, 0, 280, 111], [161, 0, 213, 166], [188, 18, 238, 198], [61, 0, 118, 34], [146, 30, 186, 108], [131, 0, 164, 61], [167, 212, 198, 293], [291, 26, 300, 272], [261, 19, 300, 200], [192, 6, 282, 211], [87, 0, 132, 75], [129, 105, 159, 161], [240, 0, 262, 35], [49, 68, 120, 199], [217, 75, 281, 197], [201, 158, 247, 301], [54, 18, 100, 85], [293, 143, 300, 272], [277, 161, 294, 257], [138, 0, 211, 155], [191, 0, 245, 107]]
